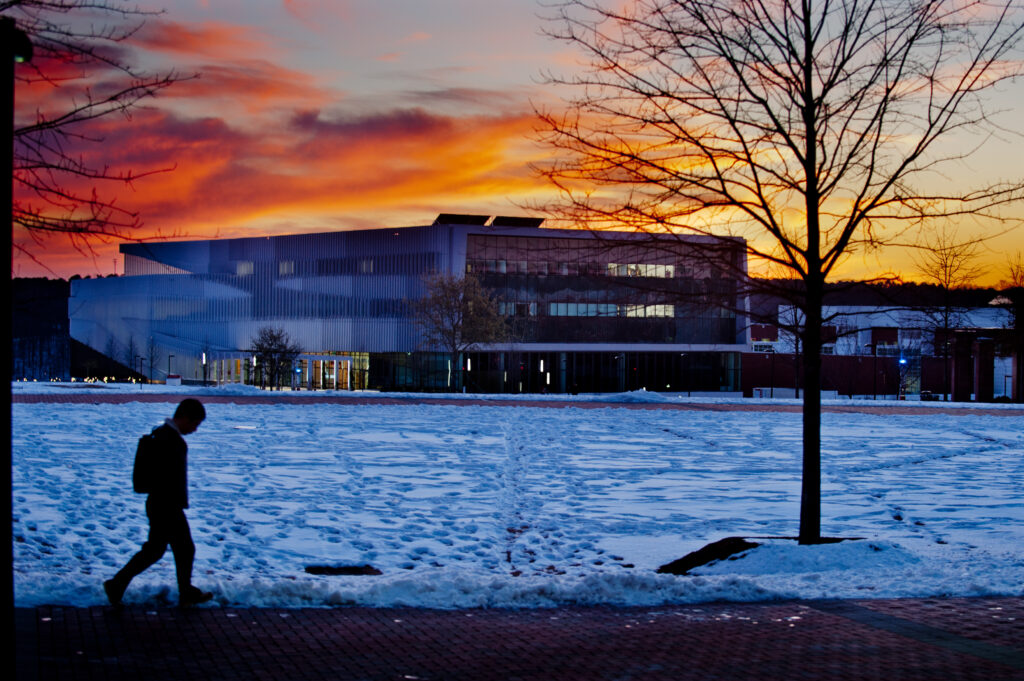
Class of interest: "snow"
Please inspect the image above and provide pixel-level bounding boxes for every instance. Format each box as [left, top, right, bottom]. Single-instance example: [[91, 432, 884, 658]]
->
[[11, 382, 1024, 609]]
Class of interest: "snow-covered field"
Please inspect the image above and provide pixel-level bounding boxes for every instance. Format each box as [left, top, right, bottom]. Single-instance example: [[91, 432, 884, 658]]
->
[[12, 383, 1024, 608]]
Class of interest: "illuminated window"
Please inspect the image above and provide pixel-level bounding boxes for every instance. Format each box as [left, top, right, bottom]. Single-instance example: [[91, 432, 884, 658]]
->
[[607, 263, 676, 278], [624, 304, 674, 317]]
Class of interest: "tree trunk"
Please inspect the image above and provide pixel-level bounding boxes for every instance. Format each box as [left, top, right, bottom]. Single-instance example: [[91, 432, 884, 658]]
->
[[799, 279, 824, 544], [798, 11, 822, 545]]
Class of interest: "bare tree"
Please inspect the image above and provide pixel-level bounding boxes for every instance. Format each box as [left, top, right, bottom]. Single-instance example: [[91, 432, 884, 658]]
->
[[912, 226, 983, 399], [145, 335, 161, 383], [122, 334, 139, 377], [103, 335, 119, 368], [411, 272, 507, 391], [1007, 252, 1024, 290], [5, 0, 186, 268], [538, 0, 1024, 543], [249, 327, 302, 390]]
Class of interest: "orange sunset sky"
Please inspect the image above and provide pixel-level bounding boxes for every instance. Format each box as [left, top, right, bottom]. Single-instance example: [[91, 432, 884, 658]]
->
[[10, 0, 1024, 285]]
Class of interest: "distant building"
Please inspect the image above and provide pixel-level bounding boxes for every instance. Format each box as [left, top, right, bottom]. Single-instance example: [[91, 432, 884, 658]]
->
[[743, 303, 1014, 401], [769, 305, 1009, 355], [13, 278, 70, 382], [69, 215, 749, 393]]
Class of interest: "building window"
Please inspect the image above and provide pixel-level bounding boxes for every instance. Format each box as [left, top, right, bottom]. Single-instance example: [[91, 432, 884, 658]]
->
[[236, 261, 253, 276], [279, 260, 295, 276], [546, 302, 674, 317], [607, 263, 676, 278], [624, 304, 675, 318]]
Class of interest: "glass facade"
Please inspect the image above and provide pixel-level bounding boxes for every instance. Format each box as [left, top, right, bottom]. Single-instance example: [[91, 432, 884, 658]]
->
[[466, 234, 742, 346], [70, 220, 747, 393]]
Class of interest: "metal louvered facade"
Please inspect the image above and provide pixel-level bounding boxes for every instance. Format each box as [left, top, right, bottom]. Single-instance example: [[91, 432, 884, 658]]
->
[[69, 218, 749, 393]]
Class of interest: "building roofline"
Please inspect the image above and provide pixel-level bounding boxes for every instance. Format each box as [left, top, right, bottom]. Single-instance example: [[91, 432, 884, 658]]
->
[[121, 220, 743, 255]]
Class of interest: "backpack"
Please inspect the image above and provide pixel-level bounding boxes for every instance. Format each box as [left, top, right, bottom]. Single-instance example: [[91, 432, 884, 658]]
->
[[132, 432, 158, 494]]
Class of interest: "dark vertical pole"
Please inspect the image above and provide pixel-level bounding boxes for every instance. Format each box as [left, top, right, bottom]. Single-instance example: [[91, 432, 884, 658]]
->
[[2, 16, 17, 638], [3, 14, 30, 665], [873, 344, 878, 400]]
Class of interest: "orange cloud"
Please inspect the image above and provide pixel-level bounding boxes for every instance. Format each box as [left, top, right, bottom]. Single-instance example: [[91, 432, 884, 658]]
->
[[132, 20, 275, 60]]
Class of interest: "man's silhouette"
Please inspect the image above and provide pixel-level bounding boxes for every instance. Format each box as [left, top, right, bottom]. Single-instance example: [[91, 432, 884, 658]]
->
[[104, 398, 213, 607]]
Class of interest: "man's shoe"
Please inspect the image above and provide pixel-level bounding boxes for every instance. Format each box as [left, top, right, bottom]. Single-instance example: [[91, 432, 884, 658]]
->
[[103, 579, 124, 607], [179, 586, 214, 607]]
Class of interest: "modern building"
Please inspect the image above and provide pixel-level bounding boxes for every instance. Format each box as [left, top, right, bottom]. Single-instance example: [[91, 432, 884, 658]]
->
[[69, 215, 749, 393]]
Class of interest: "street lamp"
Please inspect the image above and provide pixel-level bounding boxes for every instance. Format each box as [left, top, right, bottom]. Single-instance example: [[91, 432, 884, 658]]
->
[[898, 357, 908, 400]]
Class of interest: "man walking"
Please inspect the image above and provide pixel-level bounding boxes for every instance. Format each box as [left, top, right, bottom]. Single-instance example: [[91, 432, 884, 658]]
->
[[104, 398, 213, 607]]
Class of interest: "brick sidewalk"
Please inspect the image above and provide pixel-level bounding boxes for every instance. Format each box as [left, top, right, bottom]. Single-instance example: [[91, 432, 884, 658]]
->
[[17, 597, 1024, 681]]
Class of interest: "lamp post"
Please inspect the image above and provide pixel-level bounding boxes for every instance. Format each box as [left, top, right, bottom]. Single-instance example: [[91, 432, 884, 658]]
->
[[874, 345, 880, 400], [898, 357, 908, 400], [3, 13, 32, 651], [865, 343, 877, 400]]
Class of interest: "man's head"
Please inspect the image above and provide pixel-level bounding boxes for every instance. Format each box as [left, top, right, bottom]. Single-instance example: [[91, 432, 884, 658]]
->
[[173, 398, 206, 435]]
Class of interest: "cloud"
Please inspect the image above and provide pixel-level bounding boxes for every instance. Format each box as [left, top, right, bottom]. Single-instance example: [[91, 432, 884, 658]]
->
[[407, 87, 526, 109], [15, 99, 546, 250], [289, 108, 455, 140], [167, 60, 334, 114], [282, 0, 354, 29], [374, 33, 433, 63], [401, 31, 432, 44], [132, 20, 274, 59]]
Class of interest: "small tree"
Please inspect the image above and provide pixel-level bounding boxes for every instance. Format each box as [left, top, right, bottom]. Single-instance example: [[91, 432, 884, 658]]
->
[[104, 335, 120, 368], [145, 336, 161, 383], [411, 272, 507, 391], [912, 227, 983, 400], [249, 327, 302, 390], [122, 335, 139, 378]]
